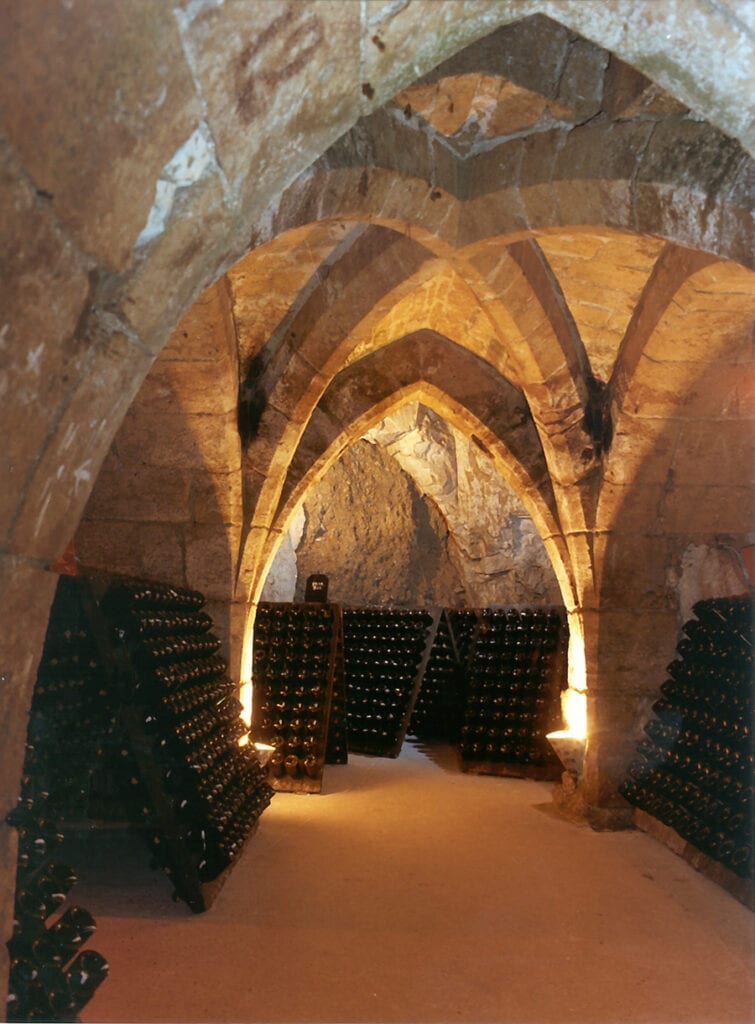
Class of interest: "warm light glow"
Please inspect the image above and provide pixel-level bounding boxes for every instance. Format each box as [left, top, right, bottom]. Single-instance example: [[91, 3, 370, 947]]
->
[[558, 611, 588, 740], [253, 742, 275, 767], [561, 686, 587, 740], [545, 728, 585, 777], [240, 615, 255, 684], [240, 680, 253, 727]]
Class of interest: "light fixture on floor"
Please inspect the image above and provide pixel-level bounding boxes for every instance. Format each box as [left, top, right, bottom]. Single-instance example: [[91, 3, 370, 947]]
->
[[547, 686, 586, 778], [253, 743, 275, 767], [546, 729, 585, 778]]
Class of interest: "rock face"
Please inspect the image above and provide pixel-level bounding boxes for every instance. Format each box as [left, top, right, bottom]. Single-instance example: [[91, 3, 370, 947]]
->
[[292, 438, 464, 607], [268, 403, 561, 608], [365, 404, 562, 607]]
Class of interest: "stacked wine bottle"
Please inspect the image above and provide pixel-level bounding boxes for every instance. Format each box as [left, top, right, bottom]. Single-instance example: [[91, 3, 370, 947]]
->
[[447, 609, 477, 667], [459, 608, 566, 776], [6, 785, 108, 1022], [100, 579, 273, 909], [343, 608, 435, 757], [23, 579, 120, 823], [251, 602, 342, 792], [621, 595, 753, 881], [409, 611, 464, 742], [324, 613, 349, 766], [7, 578, 111, 1022]]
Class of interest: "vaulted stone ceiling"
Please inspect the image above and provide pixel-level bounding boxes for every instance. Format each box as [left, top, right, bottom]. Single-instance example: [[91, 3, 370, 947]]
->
[[76, 13, 754, 802], [80, 12, 754, 608]]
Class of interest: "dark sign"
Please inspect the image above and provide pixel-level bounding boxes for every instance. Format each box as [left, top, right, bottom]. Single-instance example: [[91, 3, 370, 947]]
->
[[305, 574, 329, 603]]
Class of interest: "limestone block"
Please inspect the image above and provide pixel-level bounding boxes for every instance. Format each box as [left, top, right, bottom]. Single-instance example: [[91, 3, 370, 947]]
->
[[76, 519, 185, 586], [661, 484, 753, 535], [162, 281, 237, 363], [719, 155, 755, 269], [137, 523, 186, 584], [620, 358, 711, 421], [603, 56, 689, 120], [0, 0, 199, 269], [519, 188, 558, 236], [0, 143, 91, 542], [114, 408, 241, 474], [557, 120, 655, 186], [555, 38, 607, 123], [185, 523, 242, 601], [176, 0, 360, 218], [74, 520, 144, 580], [635, 182, 724, 257], [596, 481, 666, 535], [361, 106, 459, 195], [269, 352, 329, 427], [456, 184, 528, 246], [362, 2, 521, 112], [190, 470, 243, 527], [245, 407, 293, 478], [672, 420, 755, 487], [520, 126, 565, 192], [416, 13, 570, 105], [596, 533, 676, 611], [119, 169, 237, 350], [458, 137, 524, 201], [603, 418, 682, 487], [82, 465, 191, 524], [537, 230, 664, 384], [592, 609, 679, 691], [229, 222, 355, 367], [285, 406, 344, 488], [553, 178, 633, 234], [136, 358, 238, 417], [634, 122, 744, 253], [9, 331, 153, 561], [638, 119, 744, 195], [0, 558, 57, 811]]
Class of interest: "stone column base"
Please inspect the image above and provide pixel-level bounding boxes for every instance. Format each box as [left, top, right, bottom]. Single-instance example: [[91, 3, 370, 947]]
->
[[551, 771, 634, 831]]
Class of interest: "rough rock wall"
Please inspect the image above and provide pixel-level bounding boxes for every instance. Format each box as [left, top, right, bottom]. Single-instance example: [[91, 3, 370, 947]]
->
[[366, 405, 562, 607], [271, 404, 561, 608], [292, 439, 465, 607]]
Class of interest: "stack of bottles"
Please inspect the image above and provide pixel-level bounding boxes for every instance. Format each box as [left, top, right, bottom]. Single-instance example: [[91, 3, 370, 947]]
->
[[409, 611, 464, 741], [6, 782, 108, 1022], [101, 580, 273, 907], [447, 609, 477, 667], [25, 580, 119, 823], [459, 608, 565, 772], [324, 617, 349, 765], [620, 595, 753, 880], [6, 581, 111, 1020], [343, 608, 434, 757], [251, 603, 341, 792]]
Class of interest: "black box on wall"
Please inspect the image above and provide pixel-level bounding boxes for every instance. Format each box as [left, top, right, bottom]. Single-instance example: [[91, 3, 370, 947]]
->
[[305, 574, 329, 602]]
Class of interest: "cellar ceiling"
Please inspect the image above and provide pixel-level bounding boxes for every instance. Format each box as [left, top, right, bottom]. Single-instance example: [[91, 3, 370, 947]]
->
[[77, 13, 754, 629]]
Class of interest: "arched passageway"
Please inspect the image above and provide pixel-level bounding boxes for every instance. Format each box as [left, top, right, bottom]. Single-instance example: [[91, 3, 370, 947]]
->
[[2, 3, 753, 1008]]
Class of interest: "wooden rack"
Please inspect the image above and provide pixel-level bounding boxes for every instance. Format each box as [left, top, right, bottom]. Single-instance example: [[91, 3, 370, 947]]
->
[[251, 602, 344, 793], [621, 594, 753, 903]]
